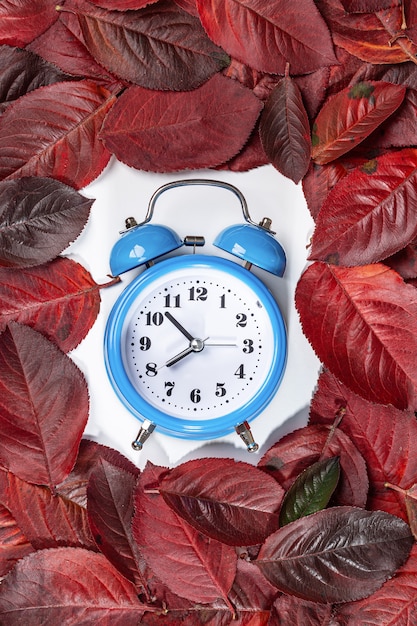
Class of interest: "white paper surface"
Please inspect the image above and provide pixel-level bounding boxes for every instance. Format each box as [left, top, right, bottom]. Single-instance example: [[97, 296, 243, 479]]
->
[[68, 158, 320, 468]]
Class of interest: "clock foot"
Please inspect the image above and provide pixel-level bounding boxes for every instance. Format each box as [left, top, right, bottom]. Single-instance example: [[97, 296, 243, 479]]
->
[[132, 419, 156, 450], [235, 421, 259, 453]]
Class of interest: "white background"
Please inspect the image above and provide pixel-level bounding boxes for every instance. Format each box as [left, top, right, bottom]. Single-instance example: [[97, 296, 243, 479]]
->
[[68, 158, 320, 469]]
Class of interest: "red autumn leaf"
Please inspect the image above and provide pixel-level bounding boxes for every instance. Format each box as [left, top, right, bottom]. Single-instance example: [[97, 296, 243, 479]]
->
[[0, 0, 59, 48], [100, 75, 263, 172], [159, 457, 284, 546], [0, 257, 118, 353], [0, 323, 89, 490], [57, 439, 139, 507], [309, 369, 417, 520], [216, 127, 269, 173], [133, 462, 237, 611], [271, 594, 333, 626], [0, 504, 33, 577], [196, 0, 337, 74], [386, 240, 417, 279], [258, 423, 368, 509], [309, 149, 417, 265], [295, 262, 417, 409], [318, 0, 417, 64], [384, 482, 417, 541], [311, 81, 405, 165], [0, 177, 93, 268], [0, 79, 115, 189], [87, 458, 147, 594], [335, 544, 417, 624], [174, 0, 198, 17], [341, 0, 400, 11], [256, 506, 413, 604], [61, 0, 228, 91], [0, 45, 74, 112], [0, 547, 148, 624], [28, 19, 119, 85], [259, 74, 311, 184], [3, 472, 96, 552], [90, 0, 159, 8]]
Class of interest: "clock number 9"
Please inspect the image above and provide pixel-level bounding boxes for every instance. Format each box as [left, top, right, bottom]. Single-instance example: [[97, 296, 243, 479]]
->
[[139, 336, 151, 351]]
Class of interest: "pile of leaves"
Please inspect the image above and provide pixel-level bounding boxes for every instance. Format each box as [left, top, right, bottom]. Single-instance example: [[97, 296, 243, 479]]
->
[[1, 0, 417, 623]]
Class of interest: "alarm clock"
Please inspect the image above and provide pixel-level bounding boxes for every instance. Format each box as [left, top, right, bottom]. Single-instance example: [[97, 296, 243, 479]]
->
[[104, 179, 287, 452]]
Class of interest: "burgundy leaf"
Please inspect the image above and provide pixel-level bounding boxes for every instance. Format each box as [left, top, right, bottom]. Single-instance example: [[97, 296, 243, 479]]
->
[[335, 544, 417, 624], [0, 177, 92, 268], [309, 369, 417, 520], [100, 75, 262, 172], [0, 547, 148, 624], [0, 79, 115, 189], [271, 594, 333, 626], [0, 504, 33, 577], [0, 257, 119, 353], [196, 0, 337, 74], [90, 0, 159, 8], [385, 240, 417, 279], [159, 457, 284, 546], [133, 462, 237, 611], [259, 424, 369, 509], [0, 323, 89, 490], [0, 45, 74, 112], [61, 0, 228, 91], [174, 0, 199, 16], [259, 74, 311, 183], [0, 0, 59, 48], [311, 81, 405, 165], [230, 558, 278, 615], [256, 507, 413, 604], [295, 262, 417, 409], [87, 458, 147, 593], [309, 149, 417, 266], [3, 472, 96, 551], [341, 0, 401, 12]]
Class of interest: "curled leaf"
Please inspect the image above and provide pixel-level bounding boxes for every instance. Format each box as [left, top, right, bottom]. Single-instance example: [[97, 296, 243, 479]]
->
[[279, 456, 340, 527]]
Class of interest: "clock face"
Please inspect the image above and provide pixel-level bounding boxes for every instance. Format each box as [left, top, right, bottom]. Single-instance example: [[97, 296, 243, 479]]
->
[[104, 255, 287, 439]]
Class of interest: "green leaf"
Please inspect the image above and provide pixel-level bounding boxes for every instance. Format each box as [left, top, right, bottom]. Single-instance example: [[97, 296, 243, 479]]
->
[[279, 456, 340, 526]]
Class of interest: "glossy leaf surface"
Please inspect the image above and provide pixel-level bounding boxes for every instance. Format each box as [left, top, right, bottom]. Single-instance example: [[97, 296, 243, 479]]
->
[[311, 81, 405, 165], [159, 458, 283, 546], [0, 323, 88, 489], [0, 177, 92, 268], [100, 75, 262, 172], [259, 75, 311, 184], [0, 79, 115, 188], [256, 507, 413, 603], [310, 149, 417, 265], [0, 504, 33, 577], [295, 262, 417, 409], [0, 257, 116, 352], [196, 0, 337, 74], [62, 0, 228, 90], [0, 0, 58, 48]]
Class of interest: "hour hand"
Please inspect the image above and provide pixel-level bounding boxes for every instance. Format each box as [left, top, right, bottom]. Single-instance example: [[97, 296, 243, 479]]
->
[[164, 312, 195, 342]]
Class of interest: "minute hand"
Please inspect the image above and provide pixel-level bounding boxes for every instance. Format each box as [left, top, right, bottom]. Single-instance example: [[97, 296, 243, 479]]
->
[[164, 312, 195, 342]]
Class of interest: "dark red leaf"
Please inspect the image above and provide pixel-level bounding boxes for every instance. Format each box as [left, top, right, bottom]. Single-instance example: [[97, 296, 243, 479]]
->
[[0, 323, 89, 490], [90, 0, 159, 8], [100, 75, 262, 172], [271, 594, 333, 626], [0, 257, 118, 353], [0, 0, 59, 48], [0, 79, 115, 189], [335, 544, 417, 624], [256, 507, 413, 603], [0, 177, 92, 268], [0, 504, 33, 577], [311, 81, 405, 165], [309, 369, 417, 520], [159, 458, 284, 546], [174, 0, 198, 17], [259, 74, 311, 183], [309, 149, 417, 265], [87, 458, 147, 593], [0, 45, 74, 112], [295, 262, 417, 409], [28, 18, 120, 84], [133, 462, 237, 610], [385, 240, 417, 279], [0, 547, 148, 624], [2, 472, 96, 551], [258, 424, 368, 509], [61, 0, 228, 91], [196, 0, 337, 74], [341, 0, 401, 11], [216, 126, 269, 172]]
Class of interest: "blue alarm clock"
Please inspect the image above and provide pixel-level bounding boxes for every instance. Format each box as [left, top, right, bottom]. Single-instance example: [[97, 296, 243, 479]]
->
[[104, 179, 287, 452]]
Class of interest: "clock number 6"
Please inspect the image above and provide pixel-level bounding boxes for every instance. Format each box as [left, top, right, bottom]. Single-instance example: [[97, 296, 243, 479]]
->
[[190, 389, 201, 403]]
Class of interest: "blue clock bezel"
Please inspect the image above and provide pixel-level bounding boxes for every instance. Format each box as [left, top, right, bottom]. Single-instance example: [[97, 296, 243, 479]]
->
[[104, 255, 287, 440]]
